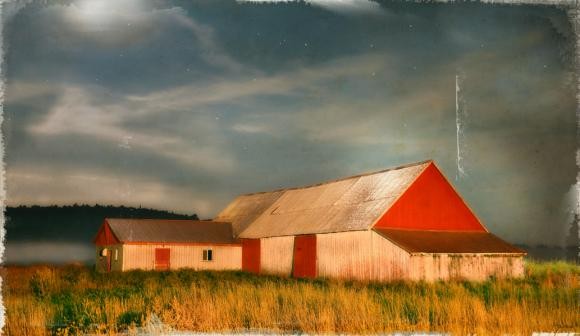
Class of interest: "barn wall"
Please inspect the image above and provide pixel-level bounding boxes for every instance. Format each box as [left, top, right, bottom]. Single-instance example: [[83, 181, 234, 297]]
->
[[95, 244, 123, 272], [122, 244, 241, 271], [409, 254, 525, 281], [316, 231, 524, 281], [260, 236, 294, 276], [316, 231, 411, 281]]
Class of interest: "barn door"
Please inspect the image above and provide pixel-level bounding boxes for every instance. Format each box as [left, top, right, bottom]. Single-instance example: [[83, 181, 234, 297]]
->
[[155, 248, 170, 271], [293, 235, 317, 278], [106, 253, 112, 272], [242, 239, 261, 274]]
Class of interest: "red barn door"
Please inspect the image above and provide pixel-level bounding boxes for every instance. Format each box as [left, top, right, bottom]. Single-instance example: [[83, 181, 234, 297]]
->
[[242, 239, 261, 274], [155, 248, 170, 271], [293, 235, 317, 278]]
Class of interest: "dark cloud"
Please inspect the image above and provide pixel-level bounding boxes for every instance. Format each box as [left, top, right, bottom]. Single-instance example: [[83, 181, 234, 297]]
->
[[3, 0, 576, 248]]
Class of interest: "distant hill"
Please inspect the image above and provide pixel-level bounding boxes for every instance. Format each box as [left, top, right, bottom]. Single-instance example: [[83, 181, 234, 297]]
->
[[5, 205, 199, 243]]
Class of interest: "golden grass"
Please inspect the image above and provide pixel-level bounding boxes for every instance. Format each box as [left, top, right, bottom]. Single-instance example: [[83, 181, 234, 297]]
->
[[2, 260, 578, 335]]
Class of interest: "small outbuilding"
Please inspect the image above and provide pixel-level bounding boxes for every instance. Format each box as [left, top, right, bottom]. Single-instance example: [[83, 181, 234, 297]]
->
[[94, 218, 241, 272]]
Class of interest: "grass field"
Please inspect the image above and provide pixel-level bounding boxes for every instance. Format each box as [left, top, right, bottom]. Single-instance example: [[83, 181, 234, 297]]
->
[[2, 260, 578, 335]]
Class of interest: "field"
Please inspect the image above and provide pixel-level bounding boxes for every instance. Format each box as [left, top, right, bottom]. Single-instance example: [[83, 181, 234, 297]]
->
[[2, 261, 579, 335]]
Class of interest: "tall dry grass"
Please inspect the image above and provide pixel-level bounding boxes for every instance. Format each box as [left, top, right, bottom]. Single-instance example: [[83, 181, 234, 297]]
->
[[2, 260, 578, 335]]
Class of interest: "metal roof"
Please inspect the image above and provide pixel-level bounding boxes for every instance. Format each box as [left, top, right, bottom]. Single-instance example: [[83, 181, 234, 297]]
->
[[373, 228, 526, 254], [237, 161, 431, 238], [214, 191, 285, 236], [106, 218, 238, 244]]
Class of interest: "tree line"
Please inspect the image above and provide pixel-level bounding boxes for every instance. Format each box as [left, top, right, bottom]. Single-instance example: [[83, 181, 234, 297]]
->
[[5, 204, 199, 243]]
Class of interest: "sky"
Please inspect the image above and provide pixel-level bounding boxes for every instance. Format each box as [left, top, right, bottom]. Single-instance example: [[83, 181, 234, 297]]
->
[[2, 0, 578, 252]]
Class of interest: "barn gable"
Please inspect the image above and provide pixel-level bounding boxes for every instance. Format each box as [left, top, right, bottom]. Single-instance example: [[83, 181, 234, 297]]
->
[[94, 220, 121, 246], [237, 160, 431, 239], [374, 162, 486, 232]]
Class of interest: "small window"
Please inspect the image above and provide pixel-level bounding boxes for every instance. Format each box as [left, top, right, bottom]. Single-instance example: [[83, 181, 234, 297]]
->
[[114, 249, 119, 261], [203, 249, 213, 261], [100, 248, 108, 257]]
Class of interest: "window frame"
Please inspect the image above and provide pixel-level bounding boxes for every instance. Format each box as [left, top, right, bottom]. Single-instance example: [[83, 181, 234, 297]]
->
[[202, 249, 213, 262]]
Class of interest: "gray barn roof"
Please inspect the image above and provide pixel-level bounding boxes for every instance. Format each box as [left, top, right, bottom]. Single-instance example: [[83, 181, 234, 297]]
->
[[105, 218, 238, 244], [234, 160, 431, 239], [214, 190, 285, 237]]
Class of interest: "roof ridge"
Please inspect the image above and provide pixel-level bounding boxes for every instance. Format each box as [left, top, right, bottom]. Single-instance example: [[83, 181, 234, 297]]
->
[[241, 159, 433, 196]]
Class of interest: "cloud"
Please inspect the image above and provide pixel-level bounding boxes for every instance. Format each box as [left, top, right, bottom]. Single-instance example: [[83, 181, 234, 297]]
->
[[62, 0, 151, 32], [128, 53, 386, 110], [46, 0, 172, 47], [27, 86, 236, 174], [62, 0, 242, 73], [7, 167, 213, 216], [2, 81, 59, 104], [232, 123, 272, 134], [172, 14, 243, 73], [237, 0, 385, 15], [307, 0, 383, 15]]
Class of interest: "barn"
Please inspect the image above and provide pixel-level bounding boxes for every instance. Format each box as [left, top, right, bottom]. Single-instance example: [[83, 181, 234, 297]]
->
[[94, 160, 525, 281], [215, 160, 526, 281], [94, 219, 241, 272]]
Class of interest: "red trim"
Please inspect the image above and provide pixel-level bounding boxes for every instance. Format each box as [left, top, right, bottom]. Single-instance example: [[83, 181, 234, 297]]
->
[[242, 239, 261, 274], [122, 242, 241, 246], [374, 163, 486, 232], [293, 235, 317, 278]]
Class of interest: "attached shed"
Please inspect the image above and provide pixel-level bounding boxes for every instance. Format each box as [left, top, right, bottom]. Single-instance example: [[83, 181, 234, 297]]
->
[[218, 160, 526, 281], [94, 218, 241, 272]]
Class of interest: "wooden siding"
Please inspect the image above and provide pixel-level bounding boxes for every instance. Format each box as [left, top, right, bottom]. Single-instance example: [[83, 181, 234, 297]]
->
[[316, 231, 412, 281], [316, 231, 525, 282], [260, 236, 294, 276], [121, 244, 241, 271], [409, 254, 525, 281]]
